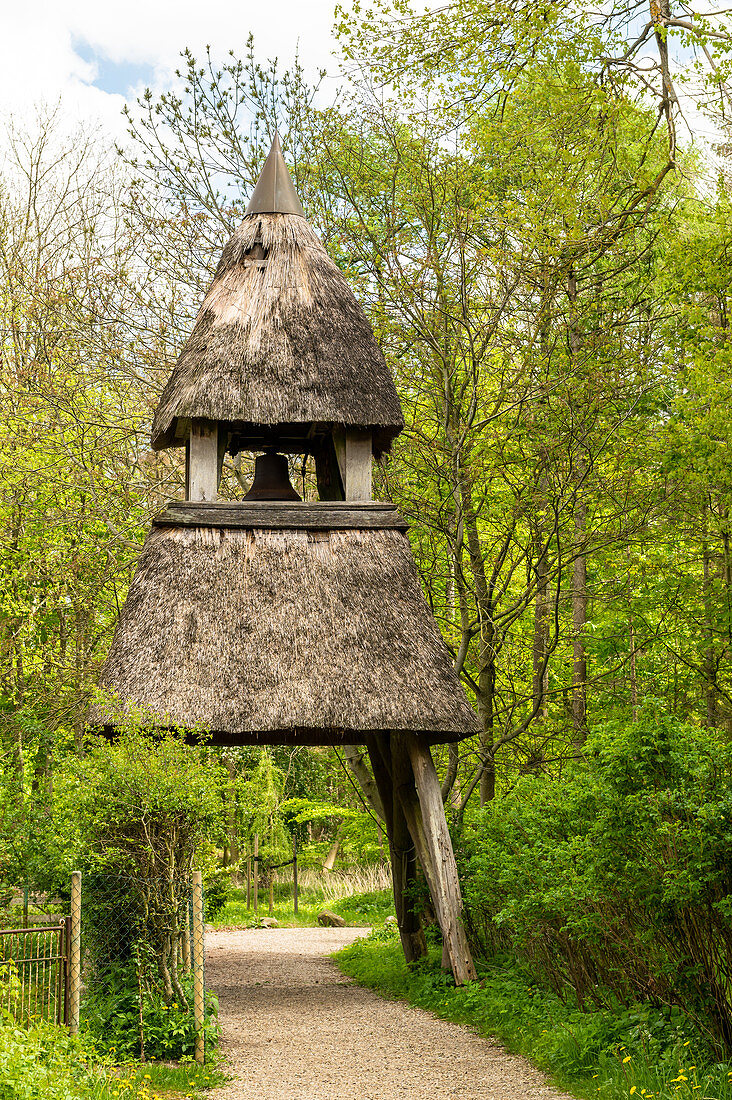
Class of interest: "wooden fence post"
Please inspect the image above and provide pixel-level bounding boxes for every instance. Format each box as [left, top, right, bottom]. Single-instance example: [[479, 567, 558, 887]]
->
[[246, 853, 252, 910], [253, 834, 259, 914], [69, 871, 81, 1035], [293, 836, 298, 915], [192, 870, 205, 1064]]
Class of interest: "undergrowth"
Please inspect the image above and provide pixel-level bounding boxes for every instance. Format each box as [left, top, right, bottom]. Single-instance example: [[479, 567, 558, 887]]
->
[[81, 964, 220, 1061], [0, 1013, 224, 1099], [335, 929, 732, 1100]]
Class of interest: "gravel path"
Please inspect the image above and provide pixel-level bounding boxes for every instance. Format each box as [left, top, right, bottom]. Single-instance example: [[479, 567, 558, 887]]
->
[[206, 927, 575, 1100]]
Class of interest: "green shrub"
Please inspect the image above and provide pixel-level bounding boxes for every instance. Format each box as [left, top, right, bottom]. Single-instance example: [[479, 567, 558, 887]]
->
[[81, 962, 219, 1061], [0, 1014, 124, 1100], [204, 868, 232, 921], [460, 705, 732, 1051]]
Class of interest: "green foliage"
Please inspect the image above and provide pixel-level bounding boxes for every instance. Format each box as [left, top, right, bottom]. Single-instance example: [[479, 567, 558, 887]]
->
[[81, 963, 219, 1062], [0, 1015, 134, 1100], [335, 933, 732, 1100], [203, 867, 232, 921], [74, 722, 225, 880], [0, 1013, 220, 1099], [460, 705, 732, 1050]]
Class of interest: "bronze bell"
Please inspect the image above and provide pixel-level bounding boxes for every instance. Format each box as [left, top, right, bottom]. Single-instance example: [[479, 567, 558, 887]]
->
[[244, 452, 301, 501]]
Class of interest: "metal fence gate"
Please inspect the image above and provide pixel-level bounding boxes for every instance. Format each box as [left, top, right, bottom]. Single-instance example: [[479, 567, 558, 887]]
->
[[0, 919, 70, 1025]]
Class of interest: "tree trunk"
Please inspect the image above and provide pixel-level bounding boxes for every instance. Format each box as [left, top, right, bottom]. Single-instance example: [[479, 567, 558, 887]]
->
[[461, 499, 497, 804], [323, 837, 340, 871], [533, 525, 550, 719], [226, 759, 240, 885], [702, 532, 719, 728], [572, 532, 588, 745]]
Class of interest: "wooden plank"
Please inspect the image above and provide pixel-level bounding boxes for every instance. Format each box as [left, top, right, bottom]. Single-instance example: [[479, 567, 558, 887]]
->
[[403, 733, 477, 984], [154, 501, 408, 531], [188, 420, 219, 502], [345, 430, 372, 501]]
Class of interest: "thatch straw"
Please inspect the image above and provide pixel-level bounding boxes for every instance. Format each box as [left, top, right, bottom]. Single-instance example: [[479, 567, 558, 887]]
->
[[151, 214, 404, 455], [90, 525, 478, 745]]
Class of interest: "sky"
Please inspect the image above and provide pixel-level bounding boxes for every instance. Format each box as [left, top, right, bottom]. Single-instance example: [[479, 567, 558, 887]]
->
[[0, 0, 343, 139]]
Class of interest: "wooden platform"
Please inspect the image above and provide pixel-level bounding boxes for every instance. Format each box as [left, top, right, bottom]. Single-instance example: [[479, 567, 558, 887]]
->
[[153, 501, 409, 531]]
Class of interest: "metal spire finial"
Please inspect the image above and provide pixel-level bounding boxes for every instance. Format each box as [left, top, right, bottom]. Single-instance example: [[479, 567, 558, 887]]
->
[[245, 134, 306, 217]]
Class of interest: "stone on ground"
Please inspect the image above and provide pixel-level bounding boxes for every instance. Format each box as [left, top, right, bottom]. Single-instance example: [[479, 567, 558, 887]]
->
[[317, 909, 345, 927]]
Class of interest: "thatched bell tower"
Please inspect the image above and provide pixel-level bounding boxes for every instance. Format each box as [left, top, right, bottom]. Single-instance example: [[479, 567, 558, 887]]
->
[[92, 136, 478, 982]]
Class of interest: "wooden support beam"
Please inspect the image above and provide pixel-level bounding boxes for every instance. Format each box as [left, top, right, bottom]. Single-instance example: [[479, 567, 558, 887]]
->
[[391, 733, 477, 985], [217, 430, 228, 491], [314, 438, 345, 501], [366, 734, 427, 964], [334, 429, 372, 501], [188, 420, 219, 502]]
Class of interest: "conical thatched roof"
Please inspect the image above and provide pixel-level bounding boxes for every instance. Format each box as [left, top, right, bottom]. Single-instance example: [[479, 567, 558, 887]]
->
[[90, 515, 479, 746], [151, 142, 404, 455]]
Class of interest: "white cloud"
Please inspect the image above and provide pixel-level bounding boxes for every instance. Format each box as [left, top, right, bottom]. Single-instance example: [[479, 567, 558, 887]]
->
[[0, 0, 341, 139]]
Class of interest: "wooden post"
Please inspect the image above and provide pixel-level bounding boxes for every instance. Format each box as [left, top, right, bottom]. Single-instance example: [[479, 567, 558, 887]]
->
[[292, 835, 298, 915], [366, 735, 427, 964], [192, 870, 205, 1064], [188, 420, 218, 502], [333, 429, 372, 501], [253, 834, 259, 914], [246, 854, 252, 910], [69, 871, 81, 1035], [400, 733, 476, 984], [268, 874, 274, 916]]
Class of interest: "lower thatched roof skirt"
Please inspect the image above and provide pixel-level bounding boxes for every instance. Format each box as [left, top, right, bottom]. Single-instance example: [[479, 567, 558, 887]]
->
[[90, 524, 480, 744]]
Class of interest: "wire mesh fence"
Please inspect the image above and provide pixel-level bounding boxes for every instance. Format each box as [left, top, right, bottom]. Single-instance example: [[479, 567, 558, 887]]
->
[[79, 870, 210, 1062], [0, 870, 211, 1060]]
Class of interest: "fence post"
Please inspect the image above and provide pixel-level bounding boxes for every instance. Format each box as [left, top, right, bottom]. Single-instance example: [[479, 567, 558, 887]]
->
[[246, 853, 251, 910], [192, 870, 205, 1064], [69, 871, 81, 1035], [293, 835, 298, 915], [253, 834, 259, 914]]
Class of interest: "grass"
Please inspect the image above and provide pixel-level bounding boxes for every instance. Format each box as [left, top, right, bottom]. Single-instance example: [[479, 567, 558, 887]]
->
[[334, 928, 732, 1100], [0, 1014, 226, 1100], [107, 1058, 227, 1098], [212, 867, 393, 929]]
